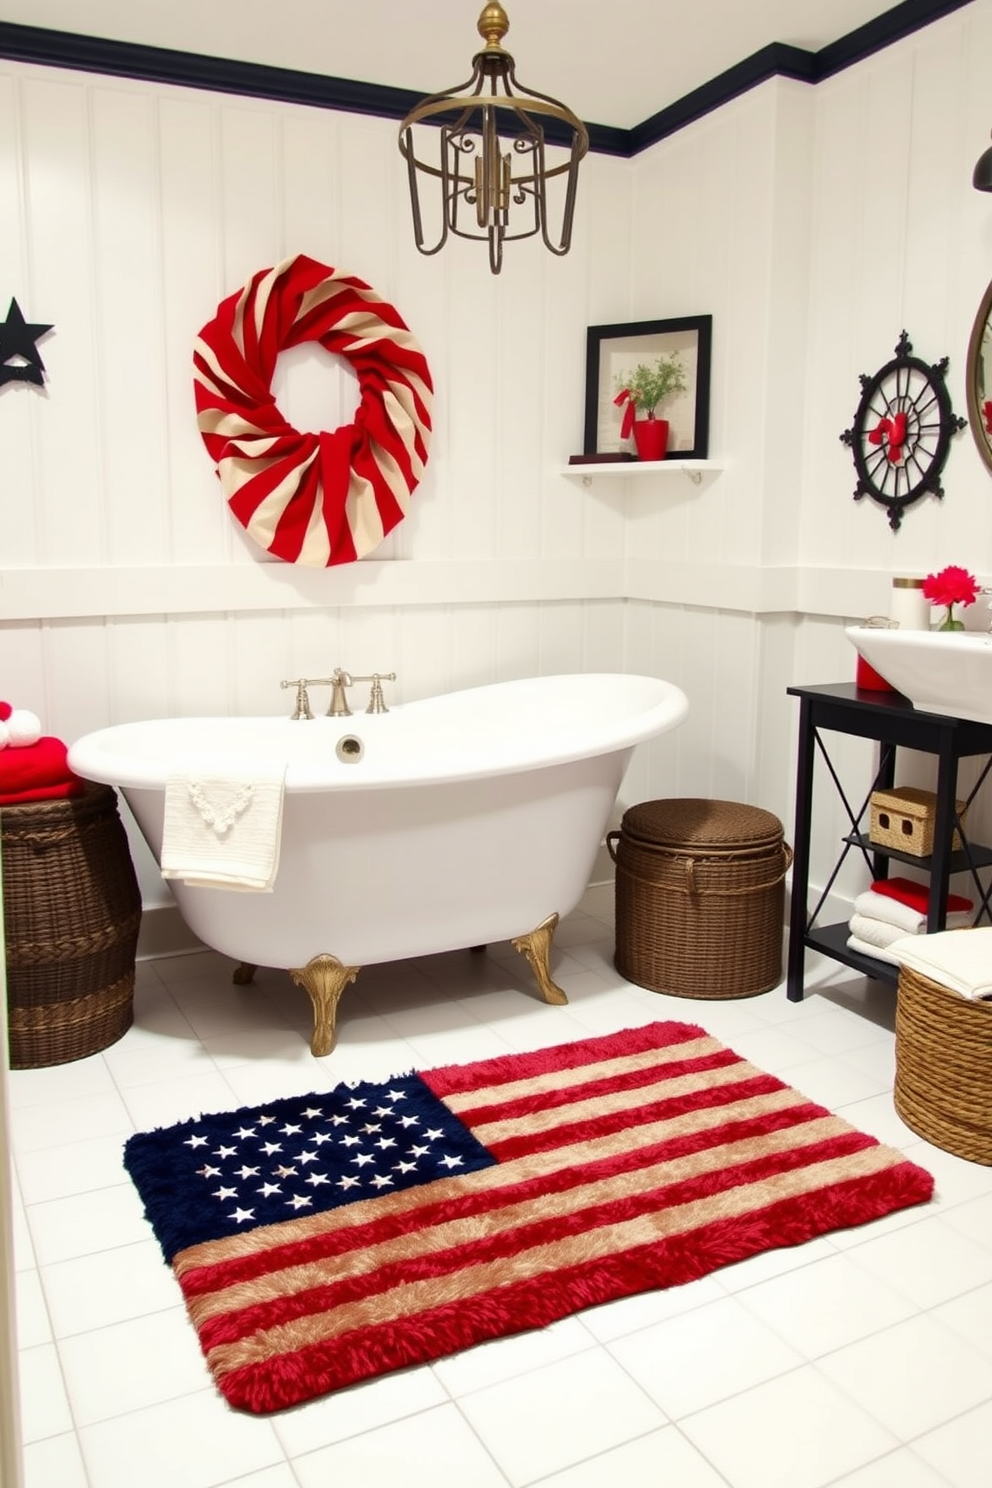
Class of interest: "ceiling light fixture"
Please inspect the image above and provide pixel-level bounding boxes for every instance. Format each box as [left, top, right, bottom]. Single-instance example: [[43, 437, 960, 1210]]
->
[[398, 3, 589, 274]]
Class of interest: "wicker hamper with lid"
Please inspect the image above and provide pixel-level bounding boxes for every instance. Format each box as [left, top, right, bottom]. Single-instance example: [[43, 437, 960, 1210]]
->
[[3, 783, 142, 1069], [607, 798, 792, 999], [895, 964, 992, 1165]]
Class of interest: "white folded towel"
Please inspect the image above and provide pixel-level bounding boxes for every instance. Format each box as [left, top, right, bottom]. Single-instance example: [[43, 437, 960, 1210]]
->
[[846, 933, 904, 966], [848, 914, 909, 950], [160, 753, 286, 891], [852, 889, 973, 935], [887, 927, 992, 1000]]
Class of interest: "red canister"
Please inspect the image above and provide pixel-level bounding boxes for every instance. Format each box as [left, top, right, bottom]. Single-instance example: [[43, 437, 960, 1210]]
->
[[854, 616, 897, 692], [856, 654, 896, 692]]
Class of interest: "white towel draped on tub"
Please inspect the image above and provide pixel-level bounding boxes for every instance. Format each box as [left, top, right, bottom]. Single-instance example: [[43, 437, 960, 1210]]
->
[[160, 754, 286, 891]]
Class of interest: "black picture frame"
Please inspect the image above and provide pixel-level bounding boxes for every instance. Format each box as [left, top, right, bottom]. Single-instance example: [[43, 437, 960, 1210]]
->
[[582, 314, 712, 459]]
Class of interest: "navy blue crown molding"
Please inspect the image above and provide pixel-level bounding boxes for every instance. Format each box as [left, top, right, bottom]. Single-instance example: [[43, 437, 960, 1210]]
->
[[0, 0, 974, 159], [629, 0, 974, 152]]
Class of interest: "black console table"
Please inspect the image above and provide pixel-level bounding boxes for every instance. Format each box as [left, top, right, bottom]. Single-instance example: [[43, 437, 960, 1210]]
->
[[787, 682, 992, 1001]]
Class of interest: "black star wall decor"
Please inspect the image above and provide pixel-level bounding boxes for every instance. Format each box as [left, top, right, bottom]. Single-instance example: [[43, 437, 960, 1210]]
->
[[0, 297, 53, 388]]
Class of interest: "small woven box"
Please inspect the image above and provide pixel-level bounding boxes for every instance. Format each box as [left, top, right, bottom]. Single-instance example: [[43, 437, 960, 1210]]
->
[[869, 785, 965, 857]]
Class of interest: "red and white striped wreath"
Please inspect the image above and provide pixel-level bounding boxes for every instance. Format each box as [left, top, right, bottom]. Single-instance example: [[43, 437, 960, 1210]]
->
[[193, 255, 433, 567]]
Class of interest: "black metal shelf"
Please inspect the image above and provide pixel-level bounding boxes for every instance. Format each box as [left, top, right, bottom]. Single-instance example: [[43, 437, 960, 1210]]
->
[[842, 831, 992, 875], [787, 683, 992, 1001], [805, 922, 899, 986]]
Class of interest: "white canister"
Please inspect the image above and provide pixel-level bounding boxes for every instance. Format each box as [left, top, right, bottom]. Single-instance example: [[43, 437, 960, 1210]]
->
[[890, 576, 930, 630]]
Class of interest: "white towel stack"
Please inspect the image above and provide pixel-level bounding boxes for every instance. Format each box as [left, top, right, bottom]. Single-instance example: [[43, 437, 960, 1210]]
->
[[160, 753, 286, 891], [888, 926, 992, 1000], [846, 876, 974, 966]]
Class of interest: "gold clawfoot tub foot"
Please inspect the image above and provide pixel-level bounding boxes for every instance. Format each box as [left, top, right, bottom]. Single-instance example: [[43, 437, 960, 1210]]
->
[[511, 913, 568, 1005], [290, 953, 360, 1056], [232, 962, 257, 985]]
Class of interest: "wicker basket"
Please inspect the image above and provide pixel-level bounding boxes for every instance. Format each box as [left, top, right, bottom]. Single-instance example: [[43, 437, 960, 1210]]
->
[[895, 963, 992, 1165], [3, 784, 141, 1068], [608, 798, 792, 1000], [869, 785, 965, 857]]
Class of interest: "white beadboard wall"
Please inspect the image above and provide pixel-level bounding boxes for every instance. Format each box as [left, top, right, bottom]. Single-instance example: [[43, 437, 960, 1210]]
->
[[3, 1, 992, 931]]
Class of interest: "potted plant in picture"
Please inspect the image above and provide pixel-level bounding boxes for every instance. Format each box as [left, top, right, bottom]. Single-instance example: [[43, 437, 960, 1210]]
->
[[614, 352, 688, 460]]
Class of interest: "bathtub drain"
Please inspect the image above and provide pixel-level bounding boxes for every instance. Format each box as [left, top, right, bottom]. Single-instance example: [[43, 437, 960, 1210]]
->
[[336, 734, 364, 763]]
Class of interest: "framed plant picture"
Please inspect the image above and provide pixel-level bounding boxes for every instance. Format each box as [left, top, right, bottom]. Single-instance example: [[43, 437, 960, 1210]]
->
[[582, 315, 712, 459]]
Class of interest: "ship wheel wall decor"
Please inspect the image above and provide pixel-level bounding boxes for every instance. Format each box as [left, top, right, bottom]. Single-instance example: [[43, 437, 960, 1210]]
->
[[840, 330, 966, 531]]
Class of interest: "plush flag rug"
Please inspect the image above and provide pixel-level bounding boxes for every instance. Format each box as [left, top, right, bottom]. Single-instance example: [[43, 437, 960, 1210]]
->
[[124, 1020, 933, 1414]]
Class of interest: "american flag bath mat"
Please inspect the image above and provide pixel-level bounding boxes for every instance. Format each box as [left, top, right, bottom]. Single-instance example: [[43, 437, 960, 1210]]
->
[[123, 1020, 933, 1413]]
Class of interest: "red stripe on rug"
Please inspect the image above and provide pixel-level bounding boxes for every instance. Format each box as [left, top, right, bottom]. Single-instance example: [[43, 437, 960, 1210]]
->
[[483, 1072, 790, 1160], [421, 1020, 709, 1097], [452, 1046, 745, 1124]]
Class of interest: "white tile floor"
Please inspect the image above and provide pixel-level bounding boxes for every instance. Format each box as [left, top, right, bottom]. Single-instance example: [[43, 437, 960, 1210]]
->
[[8, 890, 992, 1488]]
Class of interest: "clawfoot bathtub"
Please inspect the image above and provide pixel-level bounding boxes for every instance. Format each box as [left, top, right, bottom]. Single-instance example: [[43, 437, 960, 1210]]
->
[[69, 673, 688, 1054]]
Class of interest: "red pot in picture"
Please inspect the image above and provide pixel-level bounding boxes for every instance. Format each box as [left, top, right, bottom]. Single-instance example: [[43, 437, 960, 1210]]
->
[[632, 417, 669, 461]]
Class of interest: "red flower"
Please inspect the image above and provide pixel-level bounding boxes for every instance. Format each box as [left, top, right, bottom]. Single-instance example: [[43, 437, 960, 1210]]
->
[[921, 565, 980, 609], [868, 411, 908, 464]]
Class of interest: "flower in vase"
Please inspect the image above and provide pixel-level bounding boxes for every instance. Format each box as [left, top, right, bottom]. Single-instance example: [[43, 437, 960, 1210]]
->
[[921, 564, 980, 631]]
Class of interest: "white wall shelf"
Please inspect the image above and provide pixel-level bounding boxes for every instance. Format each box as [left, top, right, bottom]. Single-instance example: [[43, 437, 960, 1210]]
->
[[560, 460, 724, 486]]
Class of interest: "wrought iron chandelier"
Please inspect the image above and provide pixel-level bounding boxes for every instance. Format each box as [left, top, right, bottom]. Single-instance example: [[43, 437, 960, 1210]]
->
[[398, 4, 589, 274]]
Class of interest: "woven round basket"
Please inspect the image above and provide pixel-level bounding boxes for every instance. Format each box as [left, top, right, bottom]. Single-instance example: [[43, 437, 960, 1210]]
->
[[608, 798, 792, 1000], [895, 964, 992, 1165], [3, 783, 142, 1068]]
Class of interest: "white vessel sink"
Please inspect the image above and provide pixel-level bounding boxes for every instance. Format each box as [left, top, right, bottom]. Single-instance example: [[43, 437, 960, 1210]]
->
[[845, 625, 992, 724]]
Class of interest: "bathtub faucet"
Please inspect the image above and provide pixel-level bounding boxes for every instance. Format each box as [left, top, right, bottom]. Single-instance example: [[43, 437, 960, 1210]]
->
[[280, 671, 396, 718], [327, 669, 397, 716]]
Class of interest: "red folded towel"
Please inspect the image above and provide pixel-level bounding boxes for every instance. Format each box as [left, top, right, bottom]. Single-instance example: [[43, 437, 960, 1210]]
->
[[0, 736, 86, 805], [871, 875, 973, 916]]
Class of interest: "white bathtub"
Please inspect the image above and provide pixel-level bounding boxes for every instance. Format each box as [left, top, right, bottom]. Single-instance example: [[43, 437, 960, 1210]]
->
[[69, 673, 688, 1053]]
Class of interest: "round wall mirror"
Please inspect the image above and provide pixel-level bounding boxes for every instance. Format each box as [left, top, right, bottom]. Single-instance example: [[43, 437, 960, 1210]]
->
[[966, 276, 992, 473]]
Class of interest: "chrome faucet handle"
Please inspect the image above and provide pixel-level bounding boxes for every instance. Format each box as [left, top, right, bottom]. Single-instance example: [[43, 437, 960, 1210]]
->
[[280, 678, 314, 721], [347, 672, 397, 713], [365, 672, 396, 714]]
